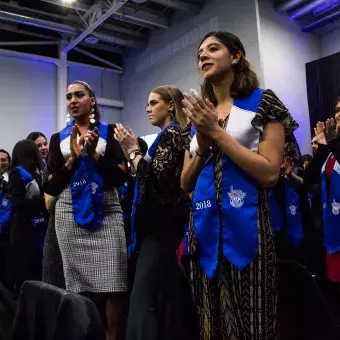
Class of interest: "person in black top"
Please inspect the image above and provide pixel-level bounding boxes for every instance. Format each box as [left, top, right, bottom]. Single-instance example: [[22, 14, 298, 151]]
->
[[27, 131, 49, 166], [120, 137, 148, 243], [8, 140, 47, 294], [43, 80, 128, 340], [114, 85, 191, 340]]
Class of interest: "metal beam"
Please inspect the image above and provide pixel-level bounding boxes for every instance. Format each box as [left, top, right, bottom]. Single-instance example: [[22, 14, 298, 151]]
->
[[274, 0, 306, 12], [0, 46, 123, 73], [289, 0, 327, 20], [40, 0, 168, 29], [0, 0, 144, 39], [0, 0, 71, 23], [81, 42, 123, 54], [301, 8, 340, 31], [112, 5, 169, 28], [149, 0, 200, 14], [68, 60, 123, 74], [74, 47, 123, 71], [0, 23, 124, 54], [100, 22, 146, 38], [0, 40, 59, 46], [63, 0, 129, 53], [0, 9, 140, 47], [0, 9, 77, 35], [0, 23, 58, 40], [57, 42, 68, 131]]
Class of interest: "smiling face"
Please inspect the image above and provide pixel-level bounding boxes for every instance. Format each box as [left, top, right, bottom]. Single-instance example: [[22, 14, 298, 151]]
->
[[0, 152, 10, 176], [197, 36, 238, 83], [66, 83, 96, 120], [146, 92, 173, 128], [34, 136, 49, 159]]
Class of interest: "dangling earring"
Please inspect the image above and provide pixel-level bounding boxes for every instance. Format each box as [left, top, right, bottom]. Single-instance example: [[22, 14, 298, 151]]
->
[[66, 112, 71, 123], [89, 108, 95, 124], [169, 109, 175, 121]]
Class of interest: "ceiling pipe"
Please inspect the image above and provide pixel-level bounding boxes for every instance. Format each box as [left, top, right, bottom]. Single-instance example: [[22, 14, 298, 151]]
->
[[0, 10, 77, 34], [301, 8, 340, 30], [0, 9, 139, 47], [313, 0, 340, 15], [289, 0, 327, 19], [274, 0, 307, 12]]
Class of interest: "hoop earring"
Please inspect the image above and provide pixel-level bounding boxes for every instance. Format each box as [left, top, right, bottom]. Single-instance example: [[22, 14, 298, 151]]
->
[[66, 112, 71, 123], [89, 108, 95, 124]]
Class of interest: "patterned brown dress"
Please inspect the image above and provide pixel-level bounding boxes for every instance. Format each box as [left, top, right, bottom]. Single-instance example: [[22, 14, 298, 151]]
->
[[185, 90, 299, 340]]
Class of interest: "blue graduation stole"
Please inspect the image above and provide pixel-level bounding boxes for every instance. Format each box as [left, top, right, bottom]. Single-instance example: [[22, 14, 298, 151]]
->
[[128, 123, 175, 258], [183, 223, 189, 255], [0, 188, 11, 233], [285, 179, 304, 246], [321, 157, 340, 254], [59, 121, 108, 232], [120, 182, 128, 198], [269, 180, 303, 245], [192, 89, 263, 278], [17, 166, 47, 251]]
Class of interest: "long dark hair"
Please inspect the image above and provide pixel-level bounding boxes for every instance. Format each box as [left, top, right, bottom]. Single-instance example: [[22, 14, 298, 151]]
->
[[27, 131, 47, 142], [71, 80, 101, 121], [11, 140, 44, 175], [199, 31, 260, 105]]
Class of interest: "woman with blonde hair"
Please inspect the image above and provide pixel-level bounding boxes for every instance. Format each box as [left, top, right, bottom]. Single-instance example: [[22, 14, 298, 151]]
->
[[114, 85, 191, 340]]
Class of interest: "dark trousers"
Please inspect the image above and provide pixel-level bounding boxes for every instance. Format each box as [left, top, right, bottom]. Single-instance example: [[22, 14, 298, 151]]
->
[[126, 237, 190, 340]]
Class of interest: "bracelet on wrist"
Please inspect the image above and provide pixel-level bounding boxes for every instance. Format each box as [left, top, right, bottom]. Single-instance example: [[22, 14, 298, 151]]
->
[[195, 150, 206, 157]]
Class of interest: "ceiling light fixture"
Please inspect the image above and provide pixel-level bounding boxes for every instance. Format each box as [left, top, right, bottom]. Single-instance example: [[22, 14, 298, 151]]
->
[[62, 0, 76, 3], [85, 35, 99, 44]]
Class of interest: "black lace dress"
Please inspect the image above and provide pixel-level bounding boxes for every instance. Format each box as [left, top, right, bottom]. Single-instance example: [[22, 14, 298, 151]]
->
[[126, 124, 192, 340], [187, 90, 299, 340]]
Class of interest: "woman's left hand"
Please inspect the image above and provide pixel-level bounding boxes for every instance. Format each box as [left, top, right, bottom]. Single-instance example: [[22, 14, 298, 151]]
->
[[114, 123, 139, 159], [324, 118, 338, 143], [182, 93, 220, 139], [84, 127, 100, 160]]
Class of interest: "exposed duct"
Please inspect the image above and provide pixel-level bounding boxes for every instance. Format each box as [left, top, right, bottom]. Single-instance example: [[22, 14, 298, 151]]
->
[[274, 0, 307, 12], [302, 8, 340, 30], [0, 9, 139, 47], [0, 10, 77, 34], [313, 0, 340, 15], [289, 0, 327, 19]]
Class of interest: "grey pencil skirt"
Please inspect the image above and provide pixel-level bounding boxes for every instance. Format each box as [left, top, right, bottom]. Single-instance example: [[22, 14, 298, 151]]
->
[[55, 186, 128, 293]]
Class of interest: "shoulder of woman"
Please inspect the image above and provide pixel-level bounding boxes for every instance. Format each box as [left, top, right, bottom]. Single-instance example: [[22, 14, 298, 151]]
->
[[50, 132, 61, 144], [9, 168, 21, 180]]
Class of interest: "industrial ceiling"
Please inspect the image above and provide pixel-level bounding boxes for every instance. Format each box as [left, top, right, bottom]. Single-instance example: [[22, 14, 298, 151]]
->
[[0, 0, 204, 70]]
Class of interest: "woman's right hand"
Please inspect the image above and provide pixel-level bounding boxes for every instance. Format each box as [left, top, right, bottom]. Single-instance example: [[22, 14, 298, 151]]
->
[[196, 131, 212, 155], [70, 125, 83, 160], [314, 121, 327, 145]]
